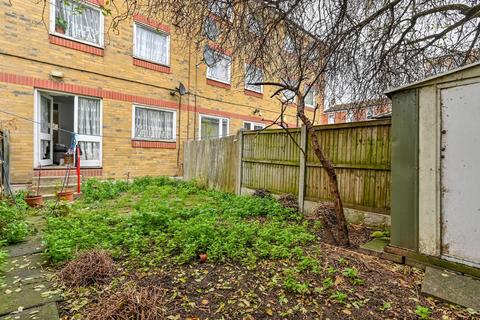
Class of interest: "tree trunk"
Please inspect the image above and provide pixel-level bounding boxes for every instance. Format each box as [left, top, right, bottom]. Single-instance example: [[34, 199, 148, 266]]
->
[[297, 104, 350, 247]]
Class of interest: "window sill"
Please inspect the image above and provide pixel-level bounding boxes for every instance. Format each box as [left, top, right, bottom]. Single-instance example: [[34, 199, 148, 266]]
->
[[207, 78, 231, 89], [133, 58, 171, 74], [131, 140, 176, 149], [244, 89, 263, 98], [49, 35, 104, 56]]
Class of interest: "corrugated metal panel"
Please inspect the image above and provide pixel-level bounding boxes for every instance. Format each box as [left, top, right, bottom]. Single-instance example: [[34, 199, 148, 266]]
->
[[390, 89, 419, 250]]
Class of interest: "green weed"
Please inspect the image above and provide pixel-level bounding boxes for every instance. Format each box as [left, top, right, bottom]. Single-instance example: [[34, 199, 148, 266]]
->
[[415, 305, 431, 319]]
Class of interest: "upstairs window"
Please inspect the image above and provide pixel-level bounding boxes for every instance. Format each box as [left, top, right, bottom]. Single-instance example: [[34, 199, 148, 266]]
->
[[204, 17, 220, 41], [305, 87, 316, 107], [133, 105, 175, 141], [205, 47, 232, 84], [245, 64, 263, 93], [284, 36, 295, 53], [134, 23, 170, 66], [244, 121, 265, 131], [209, 1, 233, 21], [247, 15, 263, 35], [51, 0, 103, 46]]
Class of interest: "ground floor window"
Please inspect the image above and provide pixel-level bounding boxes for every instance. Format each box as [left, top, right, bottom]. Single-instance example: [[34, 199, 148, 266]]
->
[[243, 121, 265, 131], [35, 90, 102, 168], [199, 115, 229, 140], [132, 105, 176, 141]]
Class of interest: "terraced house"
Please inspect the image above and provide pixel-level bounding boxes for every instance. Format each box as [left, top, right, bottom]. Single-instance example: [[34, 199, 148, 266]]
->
[[0, 0, 318, 187]]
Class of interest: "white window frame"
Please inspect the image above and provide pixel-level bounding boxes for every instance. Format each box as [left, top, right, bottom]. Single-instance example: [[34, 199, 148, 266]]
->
[[243, 121, 265, 131], [327, 113, 335, 124], [33, 89, 103, 168], [199, 114, 229, 140], [305, 87, 316, 108], [133, 22, 171, 67], [49, 0, 105, 48], [131, 104, 177, 142], [244, 64, 263, 94], [206, 49, 232, 85]]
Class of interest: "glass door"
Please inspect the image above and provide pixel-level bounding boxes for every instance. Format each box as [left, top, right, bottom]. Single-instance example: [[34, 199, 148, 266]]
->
[[74, 96, 102, 167], [38, 94, 53, 166]]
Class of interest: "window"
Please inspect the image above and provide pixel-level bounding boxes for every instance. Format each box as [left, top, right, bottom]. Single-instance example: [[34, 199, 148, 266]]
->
[[346, 111, 355, 123], [245, 64, 263, 93], [243, 121, 265, 131], [328, 113, 335, 124], [51, 0, 103, 46], [204, 17, 220, 41], [132, 105, 176, 141], [305, 87, 315, 107], [134, 23, 170, 66], [209, 1, 233, 21], [284, 36, 295, 53], [205, 47, 232, 84], [366, 107, 374, 119], [200, 115, 229, 139], [247, 15, 263, 35]]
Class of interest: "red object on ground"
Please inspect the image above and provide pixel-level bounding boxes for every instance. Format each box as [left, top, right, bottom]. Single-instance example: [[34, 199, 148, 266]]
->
[[76, 145, 81, 193]]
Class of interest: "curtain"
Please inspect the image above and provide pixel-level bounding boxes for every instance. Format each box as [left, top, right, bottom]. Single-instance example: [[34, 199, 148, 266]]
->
[[135, 24, 169, 65], [245, 65, 263, 93], [56, 0, 101, 45], [205, 48, 231, 83], [135, 107, 174, 140], [201, 117, 220, 139], [79, 141, 100, 160], [78, 98, 100, 136], [40, 96, 50, 134]]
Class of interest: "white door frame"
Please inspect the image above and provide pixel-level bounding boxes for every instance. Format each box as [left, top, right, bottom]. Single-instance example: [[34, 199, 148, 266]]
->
[[37, 93, 54, 166], [33, 89, 103, 168]]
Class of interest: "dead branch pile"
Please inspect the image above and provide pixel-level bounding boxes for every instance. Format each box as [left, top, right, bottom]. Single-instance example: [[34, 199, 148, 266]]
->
[[86, 284, 167, 320], [58, 250, 116, 287], [252, 188, 271, 198], [278, 193, 299, 212]]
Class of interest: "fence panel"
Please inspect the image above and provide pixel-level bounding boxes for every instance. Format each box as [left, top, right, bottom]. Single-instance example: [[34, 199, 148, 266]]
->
[[183, 135, 238, 193], [183, 119, 391, 214]]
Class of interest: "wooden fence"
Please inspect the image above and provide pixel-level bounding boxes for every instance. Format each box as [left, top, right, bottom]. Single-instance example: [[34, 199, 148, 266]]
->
[[184, 119, 391, 214]]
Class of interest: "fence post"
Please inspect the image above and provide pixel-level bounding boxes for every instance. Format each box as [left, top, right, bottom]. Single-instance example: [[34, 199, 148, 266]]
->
[[298, 125, 307, 212], [235, 130, 244, 195]]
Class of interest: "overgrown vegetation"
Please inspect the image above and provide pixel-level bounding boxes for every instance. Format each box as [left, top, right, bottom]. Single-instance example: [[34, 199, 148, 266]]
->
[[45, 177, 313, 265]]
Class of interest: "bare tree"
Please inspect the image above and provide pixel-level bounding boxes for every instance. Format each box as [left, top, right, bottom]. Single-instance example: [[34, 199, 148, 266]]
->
[[42, 0, 480, 246]]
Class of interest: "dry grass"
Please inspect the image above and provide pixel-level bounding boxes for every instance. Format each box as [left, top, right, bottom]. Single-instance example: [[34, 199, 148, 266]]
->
[[86, 284, 167, 320], [278, 193, 299, 212], [58, 250, 116, 287]]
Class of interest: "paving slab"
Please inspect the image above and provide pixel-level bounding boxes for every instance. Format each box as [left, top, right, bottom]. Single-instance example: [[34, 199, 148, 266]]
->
[[359, 238, 404, 263], [6, 236, 44, 258], [4, 254, 48, 274], [3, 268, 51, 287], [0, 282, 62, 316], [0, 302, 59, 320], [422, 266, 480, 311]]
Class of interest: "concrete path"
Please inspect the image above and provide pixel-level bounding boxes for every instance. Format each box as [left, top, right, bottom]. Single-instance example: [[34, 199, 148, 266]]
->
[[0, 216, 61, 320]]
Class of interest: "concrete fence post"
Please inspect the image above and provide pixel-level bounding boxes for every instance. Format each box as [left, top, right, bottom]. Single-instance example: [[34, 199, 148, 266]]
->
[[298, 125, 307, 212], [235, 129, 244, 195]]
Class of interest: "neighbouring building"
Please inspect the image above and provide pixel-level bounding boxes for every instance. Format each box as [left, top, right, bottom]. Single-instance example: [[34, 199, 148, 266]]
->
[[321, 98, 391, 124], [0, 0, 317, 186]]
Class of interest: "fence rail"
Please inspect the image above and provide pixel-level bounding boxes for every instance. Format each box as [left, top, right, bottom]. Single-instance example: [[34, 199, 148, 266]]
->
[[184, 119, 391, 214]]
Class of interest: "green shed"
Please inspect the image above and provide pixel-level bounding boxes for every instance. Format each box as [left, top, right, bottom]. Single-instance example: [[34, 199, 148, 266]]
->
[[386, 62, 480, 277]]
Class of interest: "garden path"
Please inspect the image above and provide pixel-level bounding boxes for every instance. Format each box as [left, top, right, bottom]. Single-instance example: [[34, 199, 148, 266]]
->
[[0, 216, 61, 319]]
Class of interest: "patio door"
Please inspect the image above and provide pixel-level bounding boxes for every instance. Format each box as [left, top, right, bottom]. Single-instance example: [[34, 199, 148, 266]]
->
[[75, 96, 102, 167], [38, 94, 53, 166]]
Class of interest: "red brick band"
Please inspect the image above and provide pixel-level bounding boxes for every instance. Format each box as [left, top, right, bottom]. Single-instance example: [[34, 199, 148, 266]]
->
[[133, 58, 171, 74], [244, 89, 263, 98], [49, 35, 104, 56], [131, 140, 176, 149], [0, 71, 296, 125], [133, 14, 170, 33], [207, 79, 231, 89]]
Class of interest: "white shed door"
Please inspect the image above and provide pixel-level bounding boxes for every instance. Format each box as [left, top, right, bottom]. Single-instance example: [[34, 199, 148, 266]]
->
[[441, 82, 480, 267]]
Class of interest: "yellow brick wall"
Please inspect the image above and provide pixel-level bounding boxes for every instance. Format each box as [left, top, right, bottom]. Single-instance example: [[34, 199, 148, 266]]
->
[[0, 0, 317, 184]]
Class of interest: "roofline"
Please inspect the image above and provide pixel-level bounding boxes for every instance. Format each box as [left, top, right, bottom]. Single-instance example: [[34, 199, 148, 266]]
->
[[384, 61, 480, 97]]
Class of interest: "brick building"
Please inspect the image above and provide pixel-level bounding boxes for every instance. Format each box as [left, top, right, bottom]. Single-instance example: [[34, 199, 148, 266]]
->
[[321, 99, 391, 124], [0, 0, 317, 185]]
